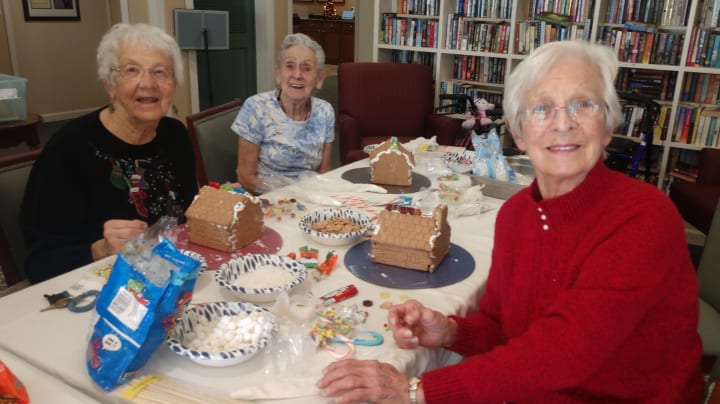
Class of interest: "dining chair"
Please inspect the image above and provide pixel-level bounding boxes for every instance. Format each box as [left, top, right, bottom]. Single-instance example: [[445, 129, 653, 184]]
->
[[186, 98, 243, 186], [698, 197, 720, 359], [0, 148, 41, 287], [337, 62, 462, 165]]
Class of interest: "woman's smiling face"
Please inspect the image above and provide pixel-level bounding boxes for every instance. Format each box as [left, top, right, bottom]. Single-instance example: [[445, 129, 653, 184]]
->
[[514, 56, 611, 199], [108, 44, 176, 124], [275, 45, 324, 103]]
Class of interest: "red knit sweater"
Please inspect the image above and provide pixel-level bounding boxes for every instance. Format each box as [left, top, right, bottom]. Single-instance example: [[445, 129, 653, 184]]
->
[[422, 162, 704, 403]]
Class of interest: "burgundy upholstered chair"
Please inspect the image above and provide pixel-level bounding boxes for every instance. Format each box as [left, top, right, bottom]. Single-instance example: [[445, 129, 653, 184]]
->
[[337, 62, 462, 165], [669, 148, 720, 235]]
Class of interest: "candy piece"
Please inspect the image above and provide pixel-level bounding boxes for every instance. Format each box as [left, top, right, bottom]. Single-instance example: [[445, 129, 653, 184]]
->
[[298, 246, 319, 268], [317, 251, 339, 276]]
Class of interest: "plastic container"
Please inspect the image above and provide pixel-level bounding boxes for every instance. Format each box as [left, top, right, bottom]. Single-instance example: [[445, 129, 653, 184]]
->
[[0, 74, 28, 122]]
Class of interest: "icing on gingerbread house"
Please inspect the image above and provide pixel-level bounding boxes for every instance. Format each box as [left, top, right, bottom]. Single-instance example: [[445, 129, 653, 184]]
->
[[184, 186, 264, 252], [369, 137, 415, 186], [371, 204, 451, 272]]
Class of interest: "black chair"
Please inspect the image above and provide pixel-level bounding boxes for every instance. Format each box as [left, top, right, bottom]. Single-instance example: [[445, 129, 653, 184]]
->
[[605, 92, 660, 180], [0, 148, 41, 287]]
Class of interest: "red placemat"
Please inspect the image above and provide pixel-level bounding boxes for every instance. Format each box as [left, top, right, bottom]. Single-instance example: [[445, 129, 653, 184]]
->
[[174, 224, 283, 270]]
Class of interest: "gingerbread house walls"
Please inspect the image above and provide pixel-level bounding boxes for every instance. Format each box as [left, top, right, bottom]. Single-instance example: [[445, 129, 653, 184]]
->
[[185, 186, 264, 252], [371, 205, 451, 272], [369, 137, 415, 186]]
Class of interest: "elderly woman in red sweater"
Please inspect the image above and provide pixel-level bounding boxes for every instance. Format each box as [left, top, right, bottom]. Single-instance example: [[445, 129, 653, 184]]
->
[[317, 40, 703, 403]]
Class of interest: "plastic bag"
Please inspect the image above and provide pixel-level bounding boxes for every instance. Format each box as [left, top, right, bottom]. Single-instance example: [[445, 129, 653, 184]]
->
[[86, 220, 201, 391], [0, 360, 29, 404], [471, 129, 515, 182]]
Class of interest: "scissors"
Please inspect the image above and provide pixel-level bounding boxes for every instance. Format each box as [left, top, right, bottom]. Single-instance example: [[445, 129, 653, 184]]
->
[[40, 290, 100, 313]]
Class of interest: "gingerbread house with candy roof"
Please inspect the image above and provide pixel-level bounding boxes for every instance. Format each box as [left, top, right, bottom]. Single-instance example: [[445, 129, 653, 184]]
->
[[369, 137, 415, 186], [184, 186, 264, 252], [371, 204, 451, 272]]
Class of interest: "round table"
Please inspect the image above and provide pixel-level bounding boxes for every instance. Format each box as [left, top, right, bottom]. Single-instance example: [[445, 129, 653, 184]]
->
[[0, 112, 41, 149]]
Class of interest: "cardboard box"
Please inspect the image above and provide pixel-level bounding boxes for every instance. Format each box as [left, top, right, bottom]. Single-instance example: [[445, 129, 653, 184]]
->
[[0, 74, 28, 122]]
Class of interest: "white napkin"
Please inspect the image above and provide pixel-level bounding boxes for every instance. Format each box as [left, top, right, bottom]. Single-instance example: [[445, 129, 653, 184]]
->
[[364, 136, 440, 155], [403, 135, 439, 153], [309, 175, 387, 194], [282, 175, 387, 206]]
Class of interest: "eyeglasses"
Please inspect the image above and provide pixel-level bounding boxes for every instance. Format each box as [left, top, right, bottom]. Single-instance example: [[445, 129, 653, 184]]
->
[[111, 64, 173, 82], [521, 100, 604, 126]]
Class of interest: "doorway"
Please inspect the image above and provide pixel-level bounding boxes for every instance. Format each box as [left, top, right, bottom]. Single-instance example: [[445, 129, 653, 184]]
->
[[194, 0, 256, 109]]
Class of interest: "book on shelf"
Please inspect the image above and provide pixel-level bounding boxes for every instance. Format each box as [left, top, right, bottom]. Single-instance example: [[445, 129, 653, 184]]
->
[[654, 32, 667, 64], [641, 31, 655, 63], [534, 12, 571, 25], [706, 34, 720, 67], [695, 28, 710, 66], [674, 106, 692, 143], [654, 105, 671, 142], [690, 106, 704, 144], [668, 170, 698, 182], [696, 109, 720, 146], [686, 26, 699, 66], [623, 20, 658, 32], [669, 33, 684, 66], [706, 0, 720, 27]]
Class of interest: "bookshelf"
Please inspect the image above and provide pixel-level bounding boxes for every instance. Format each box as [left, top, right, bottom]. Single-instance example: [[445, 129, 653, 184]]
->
[[371, 0, 720, 188]]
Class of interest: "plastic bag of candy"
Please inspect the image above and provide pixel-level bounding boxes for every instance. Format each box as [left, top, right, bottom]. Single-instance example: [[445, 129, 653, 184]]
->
[[86, 219, 201, 391], [471, 129, 515, 182], [0, 360, 29, 404]]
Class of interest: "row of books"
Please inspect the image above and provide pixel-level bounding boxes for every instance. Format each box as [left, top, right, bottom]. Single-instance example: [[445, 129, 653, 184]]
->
[[672, 106, 720, 146], [604, 0, 689, 25], [445, 16, 510, 53], [529, 0, 593, 22], [455, 0, 512, 19], [515, 19, 591, 55], [381, 15, 439, 48], [680, 73, 720, 104], [395, 0, 441, 16], [439, 81, 504, 106], [617, 104, 650, 138], [597, 26, 685, 65], [452, 55, 507, 83], [698, 0, 720, 27], [390, 50, 436, 69], [686, 27, 720, 68], [615, 68, 677, 101], [615, 103, 671, 143]]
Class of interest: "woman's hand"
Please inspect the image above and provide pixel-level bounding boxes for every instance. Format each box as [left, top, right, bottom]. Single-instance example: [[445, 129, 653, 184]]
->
[[317, 359, 411, 404], [91, 219, 147, 260], [388, 299, 457, 349]]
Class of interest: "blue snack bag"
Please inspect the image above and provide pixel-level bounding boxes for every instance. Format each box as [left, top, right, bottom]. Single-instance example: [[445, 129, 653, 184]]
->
[[86, 237, 200, 391]]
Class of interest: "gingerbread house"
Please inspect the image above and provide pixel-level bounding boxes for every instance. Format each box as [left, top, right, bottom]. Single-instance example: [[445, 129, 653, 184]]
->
[[371, 205, 451, 272], [369, 137, 415, 186], [184, 186, 264, 252]]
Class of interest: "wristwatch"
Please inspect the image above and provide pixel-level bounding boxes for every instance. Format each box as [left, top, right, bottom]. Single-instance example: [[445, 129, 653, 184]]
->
[[408, 376, 421, 404]]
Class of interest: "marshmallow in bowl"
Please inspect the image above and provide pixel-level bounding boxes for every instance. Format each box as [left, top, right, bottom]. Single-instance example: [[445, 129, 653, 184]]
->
[[185, 312, 274, 353]]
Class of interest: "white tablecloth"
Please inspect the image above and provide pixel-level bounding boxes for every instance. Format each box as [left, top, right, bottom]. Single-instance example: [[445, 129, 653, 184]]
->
[[0, 157, 502, 403]]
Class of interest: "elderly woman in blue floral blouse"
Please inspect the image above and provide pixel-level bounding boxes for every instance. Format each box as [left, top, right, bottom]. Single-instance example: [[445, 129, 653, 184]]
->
[[231, 33, 334, 194]]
